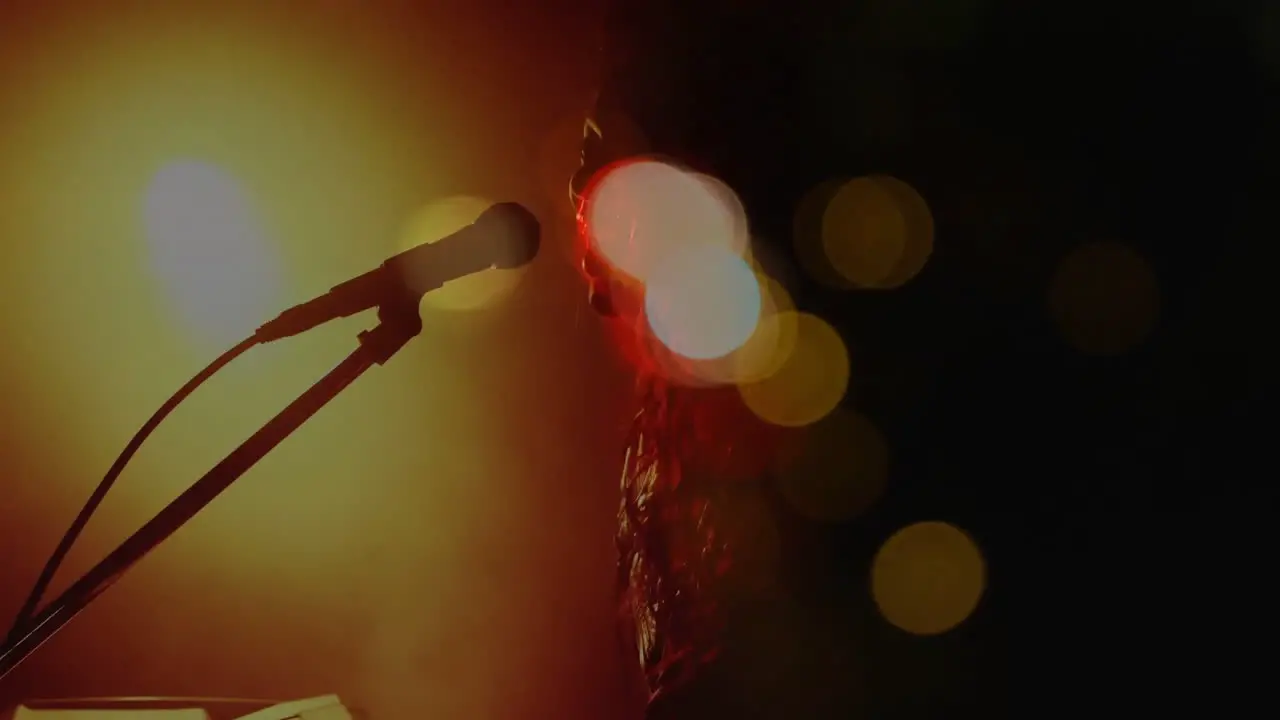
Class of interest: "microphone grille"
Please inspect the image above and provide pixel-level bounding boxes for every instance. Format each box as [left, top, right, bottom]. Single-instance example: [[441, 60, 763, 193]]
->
[[475, 202, 541, 269]]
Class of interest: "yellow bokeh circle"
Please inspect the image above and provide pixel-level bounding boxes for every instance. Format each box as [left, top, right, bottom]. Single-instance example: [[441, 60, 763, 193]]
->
[[795, 176, 934, 291], [738, 312, 849, 427], [871, 521, 986, 636]]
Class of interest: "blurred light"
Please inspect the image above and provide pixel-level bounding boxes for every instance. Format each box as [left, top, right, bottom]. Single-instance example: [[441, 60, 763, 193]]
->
[[873, 176, 934, 288], [793, 179, 854, 289], [729, 273, 799, 384], [693, 172, 749, 249], [871, 521, 986, 636], [1049, 240, 1160, 355], [823, 177, 907, 287], [820, 176, 934, 290], [739, 312, 849, 427], [644, 242, 761, 360], [143, 159, 283, 349], [774, 408, 888, 522], [583, 159, 748, 282], [651, 263, 799, 388], [399, 195, 524, 314]]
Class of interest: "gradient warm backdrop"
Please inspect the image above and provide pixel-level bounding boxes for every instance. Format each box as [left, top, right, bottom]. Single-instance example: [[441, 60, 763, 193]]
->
[[0, 1, 632, 717]]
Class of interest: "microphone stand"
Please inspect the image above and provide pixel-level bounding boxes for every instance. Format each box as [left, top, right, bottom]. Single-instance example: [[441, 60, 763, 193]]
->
[[0, 302, 423, 682]]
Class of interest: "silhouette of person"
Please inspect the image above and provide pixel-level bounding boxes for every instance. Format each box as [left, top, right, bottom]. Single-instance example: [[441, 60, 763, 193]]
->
[[569, 2, 813, 716]]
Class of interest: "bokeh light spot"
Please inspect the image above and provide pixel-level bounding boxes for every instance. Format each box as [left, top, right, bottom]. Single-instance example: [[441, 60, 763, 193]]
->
[[584, 159, 748, 282], [730, 274, 799, 384], [142, 159, 282, 348], [873, 176, 935, 288], [400, 195, 524, 313], [871, 521, 986, 636], [1049, 240, 1160, 355], [658, 268, 799, 388], [693, 172, 750, 251], [821, 176, 934, 289], [823, 177, 907, 287], [739, 312, 849, 427], [775, 409, 888, 522], [645, 242, 761, 360], [794, 179, 855, 290]]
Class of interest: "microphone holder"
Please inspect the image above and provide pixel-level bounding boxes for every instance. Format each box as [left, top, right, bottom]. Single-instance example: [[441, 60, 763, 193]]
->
[[0, 302, 424, 682]]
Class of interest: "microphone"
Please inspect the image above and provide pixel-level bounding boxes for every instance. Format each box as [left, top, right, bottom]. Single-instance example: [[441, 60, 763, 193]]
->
[[254, 202, 540, 343]]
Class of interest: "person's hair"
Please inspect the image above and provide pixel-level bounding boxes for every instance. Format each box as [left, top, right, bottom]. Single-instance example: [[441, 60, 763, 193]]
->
[[614, 380, 731, 699]]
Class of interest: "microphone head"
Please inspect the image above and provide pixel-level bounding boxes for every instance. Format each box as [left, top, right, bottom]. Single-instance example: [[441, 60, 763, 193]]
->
[[474, 202, 541, 269]]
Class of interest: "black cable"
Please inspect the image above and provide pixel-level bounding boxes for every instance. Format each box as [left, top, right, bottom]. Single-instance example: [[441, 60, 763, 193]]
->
[[3, 336, 260, 642], [0, 335, 389, 681]]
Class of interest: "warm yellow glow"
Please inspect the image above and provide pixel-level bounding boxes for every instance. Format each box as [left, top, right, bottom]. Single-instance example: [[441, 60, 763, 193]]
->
[[774, 409, 888, 522], [871, 521, 986, 636], [1049, 240, 1160, 355], [0, 12, 470, 583], [0, 6, 613, 717], [400, 195, 525, 313], [739, 312, 849, 427]]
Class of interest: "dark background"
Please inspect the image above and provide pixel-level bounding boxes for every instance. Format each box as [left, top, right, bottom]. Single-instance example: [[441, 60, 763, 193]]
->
[[600, 0, 1277, 716]]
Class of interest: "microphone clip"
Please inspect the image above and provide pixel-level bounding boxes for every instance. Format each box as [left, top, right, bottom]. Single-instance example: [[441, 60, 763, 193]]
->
[[357, 302, 423, 365]]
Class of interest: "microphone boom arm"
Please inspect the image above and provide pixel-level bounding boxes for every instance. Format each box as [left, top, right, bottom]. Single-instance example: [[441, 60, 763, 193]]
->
[[252, 201, 539, 344]]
